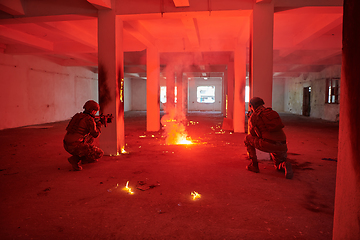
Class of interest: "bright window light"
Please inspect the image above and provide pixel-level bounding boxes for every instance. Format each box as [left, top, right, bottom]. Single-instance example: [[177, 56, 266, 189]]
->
[[197, 86, 215, 103], [160, 86, 177, 103], [160, 86, 167, 103], [245, 86, 249, 102]]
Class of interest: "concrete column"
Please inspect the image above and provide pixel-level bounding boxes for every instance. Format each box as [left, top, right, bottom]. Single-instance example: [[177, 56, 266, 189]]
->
[[333, 0, 360, 239], [222, 67, 228, 117], [250, 1, 274, 107], [233, 45, 246, 133], [98, 8, 125, 155], [146, 47, 160, 131], [227, 61, 235, 120]]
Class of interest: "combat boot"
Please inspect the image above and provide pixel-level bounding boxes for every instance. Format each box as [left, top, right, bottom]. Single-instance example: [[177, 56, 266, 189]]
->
[[80, 156, 98, 164], [246, 161, 260, 173], [284, 162, 293, 179], [68, 156, 82, 171]]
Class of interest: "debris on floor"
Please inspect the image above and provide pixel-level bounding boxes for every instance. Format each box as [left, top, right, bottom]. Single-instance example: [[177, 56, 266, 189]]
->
[[136, 180, 160, 191]]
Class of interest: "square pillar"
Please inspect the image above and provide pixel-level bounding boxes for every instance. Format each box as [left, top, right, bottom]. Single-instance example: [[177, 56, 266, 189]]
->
[[333, 0, 360, 239], [98, 10, 125, 155], [146, 47, 160, 131], [227, 61, 235, 120], [250, 1, 274, 107], [234, 44, 246, 133]]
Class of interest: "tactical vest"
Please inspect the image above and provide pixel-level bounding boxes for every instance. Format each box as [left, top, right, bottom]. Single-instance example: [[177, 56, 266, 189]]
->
[[251, 107, 284, 133], [66, 112, 94, 135]]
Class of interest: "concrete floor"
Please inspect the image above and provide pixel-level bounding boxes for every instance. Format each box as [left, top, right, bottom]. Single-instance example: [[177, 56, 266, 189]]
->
[[0, 111, 338, 240]]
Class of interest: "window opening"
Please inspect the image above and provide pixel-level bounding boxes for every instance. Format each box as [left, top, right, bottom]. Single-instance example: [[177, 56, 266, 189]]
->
[[245, 86, 250, 102], [197, 86, 215, 103], [326, 78, 340, 104], [160, 86, 177, 103]]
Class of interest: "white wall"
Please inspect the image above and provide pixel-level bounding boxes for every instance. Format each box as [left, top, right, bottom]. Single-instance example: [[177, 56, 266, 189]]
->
[[131, 78, 147, 110], [0, 54, 98, 130], [124, 77, 131, 111], [284, 66, 341, 121]]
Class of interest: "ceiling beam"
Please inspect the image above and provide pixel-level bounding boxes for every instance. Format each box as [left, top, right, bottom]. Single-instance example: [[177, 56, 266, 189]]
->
[[123, 21, 156, 48], [87, 0, 112, 10], [0, 25, 53, 51], [181, 18, 200, 48], [36, 21, 97, 51], [0, 0, 24, 15], [0, 15, 97, 25]]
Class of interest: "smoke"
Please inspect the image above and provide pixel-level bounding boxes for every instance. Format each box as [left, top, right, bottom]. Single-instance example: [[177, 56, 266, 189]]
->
[[160, 55, 193, 144], [160, 52, 216, 144]]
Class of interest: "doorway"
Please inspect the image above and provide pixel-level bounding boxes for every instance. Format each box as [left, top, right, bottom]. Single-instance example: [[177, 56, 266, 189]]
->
[[302, 87, 311, 116]]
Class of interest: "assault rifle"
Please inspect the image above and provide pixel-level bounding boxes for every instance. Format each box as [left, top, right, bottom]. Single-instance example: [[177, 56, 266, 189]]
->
[[95, 113, 114, 127]]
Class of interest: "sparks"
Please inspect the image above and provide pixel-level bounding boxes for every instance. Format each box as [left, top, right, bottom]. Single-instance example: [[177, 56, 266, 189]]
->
[[123, 181, 134, 195], [110, 151, 121, 157], [191, 191, 201, 200]]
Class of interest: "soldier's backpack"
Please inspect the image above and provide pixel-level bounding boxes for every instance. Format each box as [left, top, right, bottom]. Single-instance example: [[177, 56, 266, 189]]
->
[[257, 107, 284, 132]]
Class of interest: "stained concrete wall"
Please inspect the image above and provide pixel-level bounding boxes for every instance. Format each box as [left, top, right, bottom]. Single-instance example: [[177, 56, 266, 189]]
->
[[284, 65, 341, 122], [272, 78, 285, 112], [0, 54, 98, 130]]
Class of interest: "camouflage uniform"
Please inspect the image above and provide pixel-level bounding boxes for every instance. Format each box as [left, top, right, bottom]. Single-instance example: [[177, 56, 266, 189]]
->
[[63, 112, 103, 168], [245, 101, 292, 178]]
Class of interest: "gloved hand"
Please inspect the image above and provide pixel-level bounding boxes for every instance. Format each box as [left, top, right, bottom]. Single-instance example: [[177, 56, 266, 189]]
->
[[96, 121, 102, 130]]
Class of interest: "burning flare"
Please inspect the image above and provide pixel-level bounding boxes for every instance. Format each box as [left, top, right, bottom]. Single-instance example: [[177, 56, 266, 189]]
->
[[161, 108, 192, 145], [121, 146, 127, 154], [123, 181, 134, 195], [191, 191, 201, 200], [178, 138, 192, 145]]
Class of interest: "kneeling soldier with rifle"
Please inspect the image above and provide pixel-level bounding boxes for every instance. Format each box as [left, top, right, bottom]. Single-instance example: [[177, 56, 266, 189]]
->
[[63, 100, 112, 171]]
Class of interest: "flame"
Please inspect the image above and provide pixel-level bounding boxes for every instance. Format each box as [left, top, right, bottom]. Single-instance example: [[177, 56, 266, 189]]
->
[[191, 191, 201, 200], [161, 107, 195, 145], [161, 114, 192, 145], [123, 181, 134, 195], [121, 146, 127, 154], [177, 136, 193, 145]]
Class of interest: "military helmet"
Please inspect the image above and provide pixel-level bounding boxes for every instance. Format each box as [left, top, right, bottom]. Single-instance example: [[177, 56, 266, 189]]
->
[[249, 97, 265, 109], [83, 100, 100, 112]]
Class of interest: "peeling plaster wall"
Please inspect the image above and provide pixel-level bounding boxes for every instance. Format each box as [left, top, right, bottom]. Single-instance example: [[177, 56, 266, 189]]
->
[[284, 65, 341, 121], [0, 54, 98, 130]]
